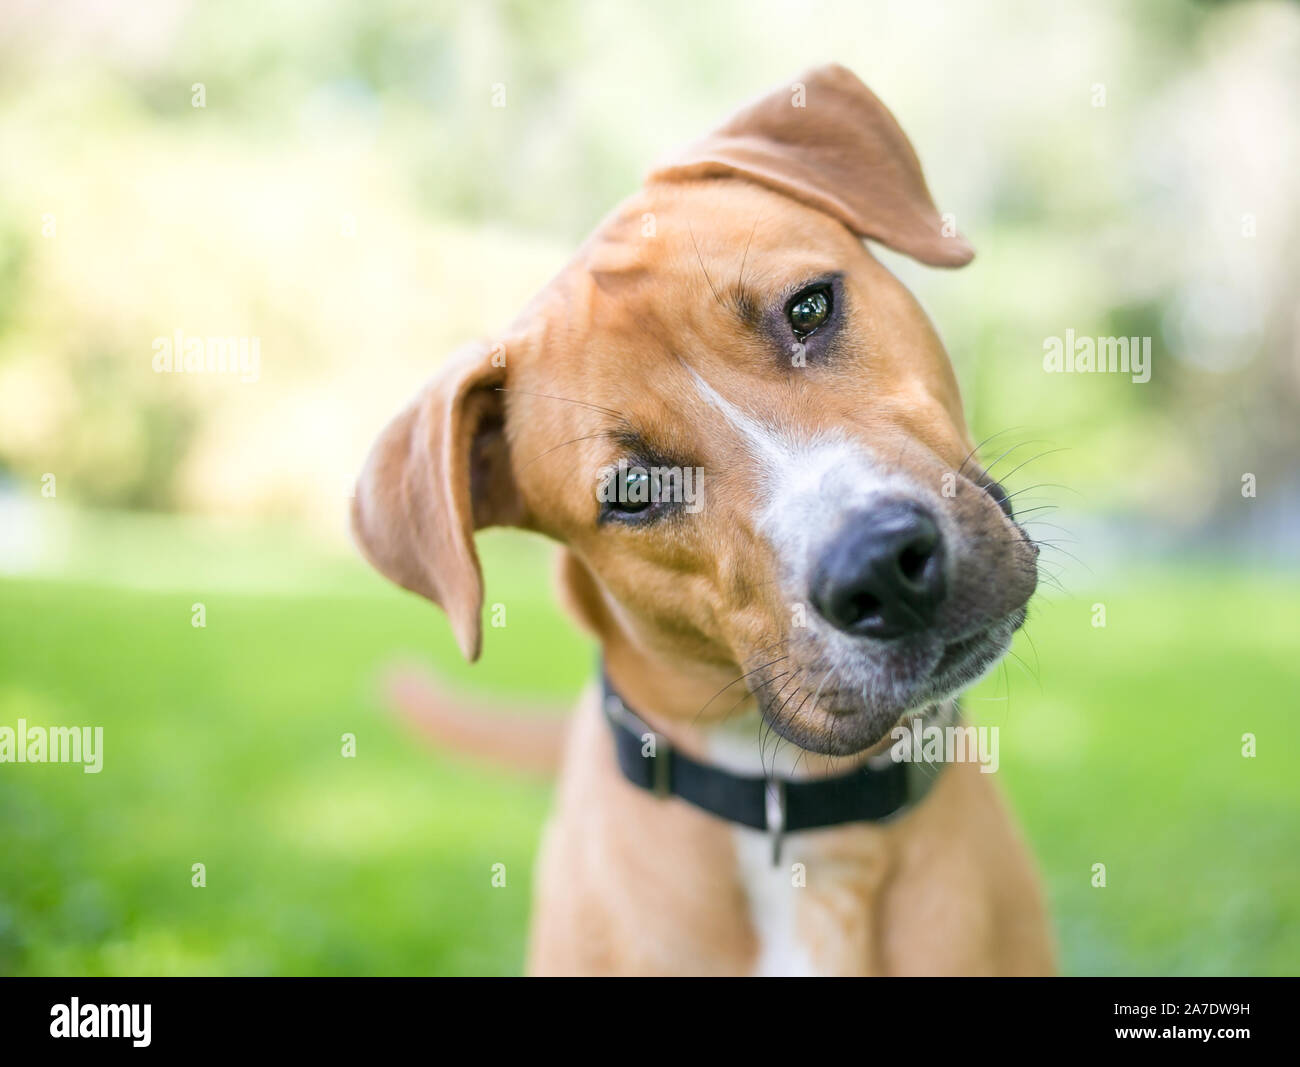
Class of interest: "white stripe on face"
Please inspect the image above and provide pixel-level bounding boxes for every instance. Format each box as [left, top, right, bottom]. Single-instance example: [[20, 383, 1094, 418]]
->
[[684, 365, 795, 467], [685, 366, 919, 581]]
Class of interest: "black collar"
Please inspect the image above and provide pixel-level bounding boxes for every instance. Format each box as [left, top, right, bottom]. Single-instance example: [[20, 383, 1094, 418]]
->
[[602, 668, 952, 864]]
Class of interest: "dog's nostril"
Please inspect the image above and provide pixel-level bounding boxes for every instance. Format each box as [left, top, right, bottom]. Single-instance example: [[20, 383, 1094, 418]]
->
[[897, 539, 934, 584], [846, 590, 882, 620]]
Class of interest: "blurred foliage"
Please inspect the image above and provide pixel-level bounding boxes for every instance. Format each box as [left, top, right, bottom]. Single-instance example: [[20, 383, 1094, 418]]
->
[[0, 0, 1296, 535]]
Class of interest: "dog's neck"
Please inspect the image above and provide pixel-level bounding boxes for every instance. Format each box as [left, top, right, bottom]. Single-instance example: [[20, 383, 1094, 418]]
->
[[600, 630, 760, 760], [559, 548, 744, 729]]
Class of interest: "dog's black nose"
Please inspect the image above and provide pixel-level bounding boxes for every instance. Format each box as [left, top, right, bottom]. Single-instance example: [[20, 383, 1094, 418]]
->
[[809, 501, 946, 639]]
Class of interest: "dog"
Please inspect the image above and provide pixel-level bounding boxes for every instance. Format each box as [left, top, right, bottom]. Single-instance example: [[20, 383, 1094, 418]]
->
[[352, 64, 1054, 976]]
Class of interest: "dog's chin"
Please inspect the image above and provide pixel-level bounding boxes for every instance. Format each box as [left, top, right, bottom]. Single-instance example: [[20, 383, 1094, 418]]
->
[[757, 614, 1021, 757]]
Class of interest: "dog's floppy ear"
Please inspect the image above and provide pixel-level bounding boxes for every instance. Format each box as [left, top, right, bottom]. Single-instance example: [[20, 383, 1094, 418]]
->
[[351, 343, 520, 662], [649, 64, 972, 267]]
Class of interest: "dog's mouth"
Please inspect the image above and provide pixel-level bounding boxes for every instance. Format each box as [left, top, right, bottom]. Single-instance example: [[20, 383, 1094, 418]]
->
[[750, 610, 1024, 757], [925, 611, 1024, 695], [931, 628, 996, 678]]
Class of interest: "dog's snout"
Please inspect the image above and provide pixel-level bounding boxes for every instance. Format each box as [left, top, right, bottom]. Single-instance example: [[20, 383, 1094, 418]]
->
[[809, 501, 947, 639]]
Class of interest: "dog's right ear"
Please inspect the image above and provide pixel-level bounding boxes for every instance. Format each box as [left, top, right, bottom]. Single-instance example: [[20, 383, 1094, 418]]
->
[[351, 343, 520, 663], [650, 63, 972, 267]]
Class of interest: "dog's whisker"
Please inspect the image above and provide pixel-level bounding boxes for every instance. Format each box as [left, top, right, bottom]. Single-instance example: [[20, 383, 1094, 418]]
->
[[688, 223, 726, 309], [735, 668, 793, 720], [778, 690, 815, 775], [976, 438, 1053, 481], [1015, 519, 1077, 537], [767, 679, 808, 777], [691, 652, 790, 726], [734, 213, 762, 298], [1033, 541, 1093, 575], [1018, 627, 1043, 678], [495, 386, 628, 422], [1034, 572, 1069, 595], [517, 431, 622, 472], [1004, 648, 1041, 689], [982, 446, 1070, 488], [759, 669, 804, 773], [1001, 481, 1084, 502], [957, 426, 1026, 479]]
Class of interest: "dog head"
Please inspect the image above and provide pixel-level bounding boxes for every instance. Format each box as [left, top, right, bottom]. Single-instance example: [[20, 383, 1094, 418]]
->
[[353, 65, 1037, 755]]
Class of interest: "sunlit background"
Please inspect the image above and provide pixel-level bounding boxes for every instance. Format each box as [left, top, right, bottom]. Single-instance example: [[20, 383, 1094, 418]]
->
[[1, 0, 1297, 975]]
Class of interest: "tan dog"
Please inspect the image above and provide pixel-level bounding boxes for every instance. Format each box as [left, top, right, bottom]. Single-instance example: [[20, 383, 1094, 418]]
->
[[353, 64, 1053, 976]]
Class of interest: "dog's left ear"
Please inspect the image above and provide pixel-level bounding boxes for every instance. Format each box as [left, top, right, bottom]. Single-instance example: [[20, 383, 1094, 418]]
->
[[650, 63, 972, 267], [351, 343, 521, 662]]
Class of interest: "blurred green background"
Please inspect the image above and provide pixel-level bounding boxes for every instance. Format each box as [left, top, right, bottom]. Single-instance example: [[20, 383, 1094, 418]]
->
[[1, 0, 1297, 975]]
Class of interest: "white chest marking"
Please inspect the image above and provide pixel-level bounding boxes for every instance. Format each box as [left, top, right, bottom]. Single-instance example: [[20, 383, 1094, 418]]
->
[[707, 713, 822, 977], [730, 826, 820, 977]]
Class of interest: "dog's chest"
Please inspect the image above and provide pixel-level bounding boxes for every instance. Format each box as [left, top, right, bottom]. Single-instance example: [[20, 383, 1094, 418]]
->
[[728, 826, 821, 977], [706, 719, 888, 977]]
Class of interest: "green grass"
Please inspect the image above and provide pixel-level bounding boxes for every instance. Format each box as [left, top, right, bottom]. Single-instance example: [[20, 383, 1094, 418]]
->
[[978, 575, 1300, 975], [1, 519, 1297, 975]]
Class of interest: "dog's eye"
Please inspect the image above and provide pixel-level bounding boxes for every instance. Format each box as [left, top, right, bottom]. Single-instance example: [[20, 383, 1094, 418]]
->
[[614, 469, 653, 512], [787, 286, 831, 339], [599, 465, 656, 517]]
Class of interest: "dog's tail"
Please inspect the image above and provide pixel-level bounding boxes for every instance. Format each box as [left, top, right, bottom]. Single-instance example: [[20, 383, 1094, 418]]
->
[[383, 664, 569, 777]]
